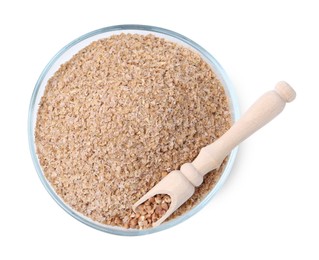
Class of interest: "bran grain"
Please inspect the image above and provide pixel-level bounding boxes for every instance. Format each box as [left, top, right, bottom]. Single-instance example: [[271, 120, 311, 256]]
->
[[35, 33, 231, 229]]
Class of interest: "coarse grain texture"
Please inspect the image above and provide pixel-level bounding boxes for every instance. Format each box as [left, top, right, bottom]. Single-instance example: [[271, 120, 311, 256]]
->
[[35, 33, 231, 229], [127, 194, 171, 229]]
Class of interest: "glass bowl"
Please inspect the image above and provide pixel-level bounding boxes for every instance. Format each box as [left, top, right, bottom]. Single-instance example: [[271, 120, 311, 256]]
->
[[28, 24, 239, 236]]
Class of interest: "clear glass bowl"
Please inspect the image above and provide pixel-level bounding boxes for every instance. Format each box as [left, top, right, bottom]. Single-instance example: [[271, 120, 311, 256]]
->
[[28, 24, 239, 236]]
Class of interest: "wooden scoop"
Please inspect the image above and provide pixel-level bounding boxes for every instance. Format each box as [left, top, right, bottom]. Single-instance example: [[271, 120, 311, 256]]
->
[[133, 81, 296, 227]]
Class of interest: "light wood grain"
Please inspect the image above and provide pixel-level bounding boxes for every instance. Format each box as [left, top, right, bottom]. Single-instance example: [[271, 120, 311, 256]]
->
[[133, 81, 296, 227]]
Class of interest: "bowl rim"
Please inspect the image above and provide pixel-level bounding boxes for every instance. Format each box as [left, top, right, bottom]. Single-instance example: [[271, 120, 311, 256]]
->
[[28, 24, 240, 236]]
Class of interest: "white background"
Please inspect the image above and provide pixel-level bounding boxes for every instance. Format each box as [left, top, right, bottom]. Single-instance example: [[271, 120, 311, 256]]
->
[[1, 0, 318, 259]]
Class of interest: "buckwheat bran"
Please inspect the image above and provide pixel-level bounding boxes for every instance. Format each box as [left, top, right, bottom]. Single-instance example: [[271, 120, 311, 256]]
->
[[35, 33, 231, 229]]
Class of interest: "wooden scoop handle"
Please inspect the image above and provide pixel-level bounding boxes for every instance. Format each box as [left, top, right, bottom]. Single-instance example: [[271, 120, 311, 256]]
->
[[134, 82, 296, 227], [181, 81, 296, 186]]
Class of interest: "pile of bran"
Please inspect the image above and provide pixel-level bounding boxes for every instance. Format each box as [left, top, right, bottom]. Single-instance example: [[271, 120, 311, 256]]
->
[[35, 33, 231, 229]]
